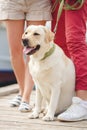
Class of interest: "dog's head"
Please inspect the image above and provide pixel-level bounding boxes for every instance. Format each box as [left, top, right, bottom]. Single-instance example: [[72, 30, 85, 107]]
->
[[22, 25, 54, 56]]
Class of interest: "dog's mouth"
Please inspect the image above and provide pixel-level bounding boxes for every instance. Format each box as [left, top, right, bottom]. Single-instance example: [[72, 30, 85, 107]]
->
[[23, 44, 40, 55]]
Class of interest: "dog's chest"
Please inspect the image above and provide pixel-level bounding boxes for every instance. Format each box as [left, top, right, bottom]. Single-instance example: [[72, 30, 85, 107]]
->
[[29, 60, 44, 78], [29, 59, 54, 86]]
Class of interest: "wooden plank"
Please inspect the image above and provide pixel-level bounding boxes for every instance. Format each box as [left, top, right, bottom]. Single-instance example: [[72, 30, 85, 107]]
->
[[0, 114, 87, 128], [0, 121, 87, 130], [0, 85, 87, 130]]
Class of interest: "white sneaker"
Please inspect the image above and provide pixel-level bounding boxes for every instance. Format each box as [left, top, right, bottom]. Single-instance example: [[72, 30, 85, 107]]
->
[[18, 102, 32, 112], [58, 97, 87, 121]]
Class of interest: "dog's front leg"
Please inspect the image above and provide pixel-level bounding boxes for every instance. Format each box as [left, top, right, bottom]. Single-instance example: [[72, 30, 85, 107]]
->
[[29, 87, 42, 119], [43, 82, 61, 121]]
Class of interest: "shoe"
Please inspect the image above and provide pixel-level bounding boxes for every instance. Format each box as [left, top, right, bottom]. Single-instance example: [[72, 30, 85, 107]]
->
[[10, 95, 22, 107], [18, 102, 32, 112], [58, 97, 87, 121]]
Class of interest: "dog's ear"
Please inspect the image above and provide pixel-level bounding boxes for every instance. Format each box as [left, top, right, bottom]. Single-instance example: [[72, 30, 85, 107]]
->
[[43, 27, 54, 43]]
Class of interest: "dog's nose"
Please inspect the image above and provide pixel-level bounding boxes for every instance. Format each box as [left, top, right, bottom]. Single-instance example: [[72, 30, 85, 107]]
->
[[22, 38, 29, 46]]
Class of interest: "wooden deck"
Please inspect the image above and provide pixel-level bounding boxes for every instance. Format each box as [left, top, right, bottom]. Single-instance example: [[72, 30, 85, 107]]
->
[[0, 84, 87, 130]]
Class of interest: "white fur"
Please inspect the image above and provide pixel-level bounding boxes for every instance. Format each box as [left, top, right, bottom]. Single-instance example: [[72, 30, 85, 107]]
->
[[23, 25, 75, 121]]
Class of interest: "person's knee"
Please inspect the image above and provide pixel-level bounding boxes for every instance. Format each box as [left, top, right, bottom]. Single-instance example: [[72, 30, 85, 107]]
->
[[10, 48, 23, 63]]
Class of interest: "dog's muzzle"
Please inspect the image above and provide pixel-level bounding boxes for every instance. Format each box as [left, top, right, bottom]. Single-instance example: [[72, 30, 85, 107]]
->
[[22, 38, 29, 47], [22, 38, 40, 55]]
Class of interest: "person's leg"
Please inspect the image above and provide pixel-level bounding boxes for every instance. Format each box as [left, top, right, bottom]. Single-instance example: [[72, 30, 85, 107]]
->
[[22, 21, 46, 102], [65, 2, 87, 99], [5, 20, 35, 110], [5, 20, 25, 96], [58, 1, 87, 121], [19, 20, 46, 112]]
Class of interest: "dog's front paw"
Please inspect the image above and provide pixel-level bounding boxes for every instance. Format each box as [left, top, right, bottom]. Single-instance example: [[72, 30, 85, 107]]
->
[[42, 114, 55, 121], [28, 111, 39, 119]]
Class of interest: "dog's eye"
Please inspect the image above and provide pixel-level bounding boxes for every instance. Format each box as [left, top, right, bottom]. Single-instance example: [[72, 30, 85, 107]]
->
[[25, 32, 28, 34], [33, 32, 40, 36]]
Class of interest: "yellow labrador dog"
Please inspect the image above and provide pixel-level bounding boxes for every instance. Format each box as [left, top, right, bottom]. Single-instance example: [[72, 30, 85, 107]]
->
[[22, 25, 75, 121]]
